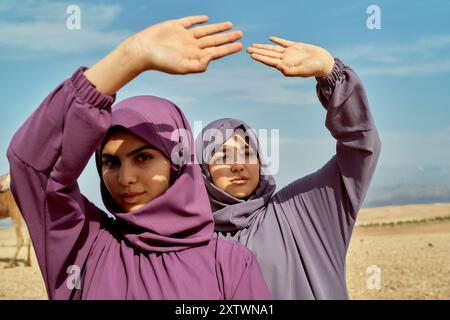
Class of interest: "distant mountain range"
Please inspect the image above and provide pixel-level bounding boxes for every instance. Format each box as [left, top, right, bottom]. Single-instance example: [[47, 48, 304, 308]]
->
[[364, 165, 450, 207], [364, 184, 450, 207]]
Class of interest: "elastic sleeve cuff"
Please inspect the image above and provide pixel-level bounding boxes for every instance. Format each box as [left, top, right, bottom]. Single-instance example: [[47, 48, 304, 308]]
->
[[70, 66, 116, 109], [316, 58, 345, 88]]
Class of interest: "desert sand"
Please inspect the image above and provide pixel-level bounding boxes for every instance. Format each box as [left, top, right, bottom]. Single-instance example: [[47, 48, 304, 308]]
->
[[1, 202, 449, 300]]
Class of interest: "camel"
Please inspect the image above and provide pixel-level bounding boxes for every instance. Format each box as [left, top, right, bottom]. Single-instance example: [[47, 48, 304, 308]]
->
[[0, 172, 31, 268]]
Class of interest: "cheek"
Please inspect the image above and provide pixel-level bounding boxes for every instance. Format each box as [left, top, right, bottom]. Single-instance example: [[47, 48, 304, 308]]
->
[[209, 165, 231, 185], [248, 164, 260, 184], [142, 162, 170, 193], [102, 170, 117, 194], [148, 172, 169, 188]]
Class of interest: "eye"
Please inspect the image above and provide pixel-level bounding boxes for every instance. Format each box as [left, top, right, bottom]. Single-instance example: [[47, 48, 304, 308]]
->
[[102, 156, 119, 168], [222, 152, 235, 162], [246, 149, 256, 157], [136, 153, 153, 162], [210, 152, 227, 164]]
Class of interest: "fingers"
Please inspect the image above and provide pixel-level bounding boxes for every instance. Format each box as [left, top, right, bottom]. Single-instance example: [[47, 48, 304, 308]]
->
[[269, 36, 294, 47], [249, 53, 280, 68], [250, 43, 284, 53], [247, 47, 282, 59], [178, 15, 209, 28], [198, 30, 243, 49], [205, 42, 243, 61], [191, 21, 233, 38]]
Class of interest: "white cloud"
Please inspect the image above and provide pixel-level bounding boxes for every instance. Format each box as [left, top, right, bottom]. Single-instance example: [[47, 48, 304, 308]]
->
[[378, 129, 450, 167], [0, 0, 129, 58], [334, 34, 450, 76], [125, 63, 318, 108], [358, 59, 450, 76], [0, 0, 121, 27], [336, 35, 450, 61], [0, 22, 128, 53]]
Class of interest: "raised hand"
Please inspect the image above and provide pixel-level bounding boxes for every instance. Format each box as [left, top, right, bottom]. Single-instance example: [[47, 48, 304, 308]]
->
[[84, 15, 243, 95], [131, 15, 243, 74], [247, 37, 335, 78]]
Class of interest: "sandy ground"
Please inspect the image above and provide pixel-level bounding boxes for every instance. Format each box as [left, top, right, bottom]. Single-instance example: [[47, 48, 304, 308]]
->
[[0, 227, 47, 300], [355, 202, 450, 226], [347, 220, 450, 299], [1, 202, 449, 300]]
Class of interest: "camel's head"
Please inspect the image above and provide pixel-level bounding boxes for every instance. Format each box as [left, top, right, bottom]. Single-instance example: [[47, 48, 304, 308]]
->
[[0, 173, 11, 192]]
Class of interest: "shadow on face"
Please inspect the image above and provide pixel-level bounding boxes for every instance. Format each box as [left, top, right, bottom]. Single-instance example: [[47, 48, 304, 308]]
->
[[208, 133, 260, 199], [101, 128, 171, 213]]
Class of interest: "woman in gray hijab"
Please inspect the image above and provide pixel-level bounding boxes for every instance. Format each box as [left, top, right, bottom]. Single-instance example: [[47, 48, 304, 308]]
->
[[196, 37, 381, 299]]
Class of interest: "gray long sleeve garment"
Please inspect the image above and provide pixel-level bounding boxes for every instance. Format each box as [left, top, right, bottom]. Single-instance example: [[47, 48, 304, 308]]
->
[[196, 59, 382, 299]]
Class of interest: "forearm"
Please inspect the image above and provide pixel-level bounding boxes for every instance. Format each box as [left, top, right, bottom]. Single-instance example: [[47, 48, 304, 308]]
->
[[316, 59, 381, 214], [8, 67, 114, 182], [83, 38, 144, 96]]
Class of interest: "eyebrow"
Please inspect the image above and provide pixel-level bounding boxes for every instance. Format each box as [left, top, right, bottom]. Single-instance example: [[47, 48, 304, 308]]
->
[[102, 145, 157, 158], [220, 144, 250, 153]]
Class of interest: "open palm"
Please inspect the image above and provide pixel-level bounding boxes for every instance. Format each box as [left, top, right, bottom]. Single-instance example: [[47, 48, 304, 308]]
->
[[133, 16, 243, 74], [247, 37, 335, 78]]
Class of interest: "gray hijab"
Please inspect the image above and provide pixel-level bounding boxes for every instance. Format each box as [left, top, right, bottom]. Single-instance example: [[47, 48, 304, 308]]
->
[[195, 118, 276, 232]]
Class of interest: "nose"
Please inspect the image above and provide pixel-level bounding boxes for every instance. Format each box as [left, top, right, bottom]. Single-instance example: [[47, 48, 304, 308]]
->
[[230, 148, 247, 172], [231, 163, 245, 173], [118, 164, 137, 186]]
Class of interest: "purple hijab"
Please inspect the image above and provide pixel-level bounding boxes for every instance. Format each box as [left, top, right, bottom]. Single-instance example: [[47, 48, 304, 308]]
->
[[7, 67, 271, 299], [196, 59, 381, 299], [94, 96, 214, 252]]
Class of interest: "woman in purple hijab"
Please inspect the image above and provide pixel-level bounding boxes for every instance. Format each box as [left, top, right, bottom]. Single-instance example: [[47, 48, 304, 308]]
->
[[196, 37, 382, 299], [6, 16, 271, 300]]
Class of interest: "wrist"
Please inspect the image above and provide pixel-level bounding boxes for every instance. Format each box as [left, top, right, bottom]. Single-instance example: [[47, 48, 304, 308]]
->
[[316, 53, 335, 77], [83, 39, 144, 96], [315, 58, 345, 87], [118, 37, 147, 75]]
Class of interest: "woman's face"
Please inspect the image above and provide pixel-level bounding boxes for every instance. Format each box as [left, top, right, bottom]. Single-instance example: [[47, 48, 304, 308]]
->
[[208, 133, 260, 199], [101, 129, 171, 213]]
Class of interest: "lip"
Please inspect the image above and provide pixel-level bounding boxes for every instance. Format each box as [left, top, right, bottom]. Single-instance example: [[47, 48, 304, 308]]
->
[[230, 176, 248, 185], [120, 192, 145, 204]]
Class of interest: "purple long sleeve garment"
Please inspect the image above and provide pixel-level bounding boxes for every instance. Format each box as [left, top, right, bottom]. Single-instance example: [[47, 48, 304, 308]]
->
[[196, 59, 381, 299], [7, 67, 271, 300]]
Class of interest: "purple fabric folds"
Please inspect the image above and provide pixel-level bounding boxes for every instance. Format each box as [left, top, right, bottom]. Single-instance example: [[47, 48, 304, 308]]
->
[[7, 67, 271, 300], [196, 59, 382, 299], [93, 96, 215, 253]]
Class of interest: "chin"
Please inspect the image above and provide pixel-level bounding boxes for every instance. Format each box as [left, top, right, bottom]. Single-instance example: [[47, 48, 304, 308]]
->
[[125, 203, 144, 213], [230, 190, 250, 199]]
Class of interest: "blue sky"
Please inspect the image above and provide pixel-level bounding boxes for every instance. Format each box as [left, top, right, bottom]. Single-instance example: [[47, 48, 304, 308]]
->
[[1, 0, 450, 215]]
